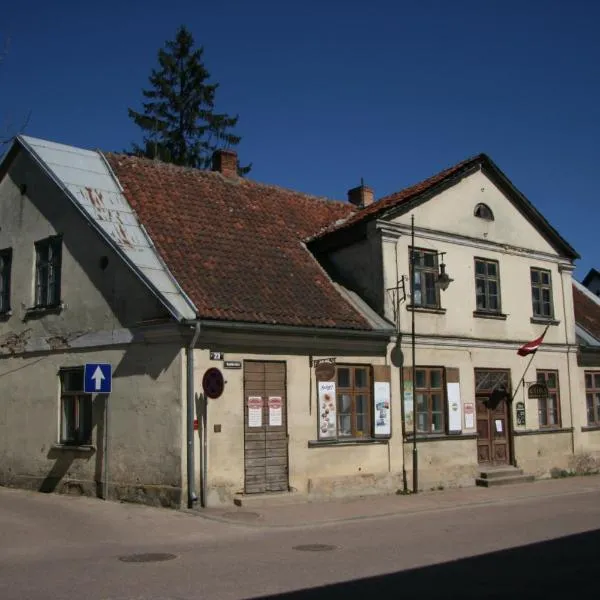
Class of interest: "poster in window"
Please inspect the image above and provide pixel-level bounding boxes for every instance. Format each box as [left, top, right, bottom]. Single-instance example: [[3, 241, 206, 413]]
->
[[447, 382, 462, 433], [374, 381, 391, 436], [268, 396, 283, 426], [247, 396, 263, 428], [318, 381, 337, 438]]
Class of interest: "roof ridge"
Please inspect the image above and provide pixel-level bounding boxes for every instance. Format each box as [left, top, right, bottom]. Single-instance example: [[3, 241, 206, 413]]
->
[[106, 152, 351, 208], [574, 279, 600, 307]]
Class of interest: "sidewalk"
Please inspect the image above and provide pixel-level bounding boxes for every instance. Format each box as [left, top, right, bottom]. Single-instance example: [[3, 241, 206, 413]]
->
[[198, 475, 600, 529]]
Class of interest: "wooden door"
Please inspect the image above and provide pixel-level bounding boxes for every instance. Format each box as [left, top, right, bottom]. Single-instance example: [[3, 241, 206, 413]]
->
[[475, 369, 511, 465], [243, 361, 289, 494]]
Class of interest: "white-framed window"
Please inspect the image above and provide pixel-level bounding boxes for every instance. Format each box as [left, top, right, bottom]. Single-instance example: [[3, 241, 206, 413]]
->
[[35, 235, 62, 308]]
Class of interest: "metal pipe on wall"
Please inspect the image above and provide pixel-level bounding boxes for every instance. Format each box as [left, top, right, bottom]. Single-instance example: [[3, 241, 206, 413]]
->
[[187, 323, 201, 508]]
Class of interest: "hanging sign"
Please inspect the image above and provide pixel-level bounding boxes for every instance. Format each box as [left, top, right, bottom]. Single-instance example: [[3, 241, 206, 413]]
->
[[373, 382, 391, 436], [268, 396, 283, 426], [314, 358, 336, 381], [247, 396, 263, 428], [528, 383, 548, 399], [318, 381, 337, 438]]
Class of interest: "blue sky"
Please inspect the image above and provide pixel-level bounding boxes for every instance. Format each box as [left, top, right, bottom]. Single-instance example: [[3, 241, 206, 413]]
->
[[1, 0, 598, 278]]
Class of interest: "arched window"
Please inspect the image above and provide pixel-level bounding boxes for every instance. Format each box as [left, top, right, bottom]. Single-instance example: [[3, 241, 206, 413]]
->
[[474, 203, 494, 221]]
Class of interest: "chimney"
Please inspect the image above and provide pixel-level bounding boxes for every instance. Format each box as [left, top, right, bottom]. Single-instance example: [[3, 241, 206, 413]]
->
[[211, 149, 238, 177], [347, 179, 374, 208]]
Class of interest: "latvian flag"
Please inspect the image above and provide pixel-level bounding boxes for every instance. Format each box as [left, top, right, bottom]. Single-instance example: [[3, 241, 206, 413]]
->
[[517, 328, 548, 356]]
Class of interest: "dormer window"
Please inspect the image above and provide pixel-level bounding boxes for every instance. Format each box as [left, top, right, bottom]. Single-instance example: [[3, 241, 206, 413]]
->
[[474, 203, 494, 221]]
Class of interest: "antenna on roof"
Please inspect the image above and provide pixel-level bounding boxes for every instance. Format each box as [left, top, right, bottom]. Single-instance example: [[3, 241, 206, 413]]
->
[[360, 177, 364, 187]]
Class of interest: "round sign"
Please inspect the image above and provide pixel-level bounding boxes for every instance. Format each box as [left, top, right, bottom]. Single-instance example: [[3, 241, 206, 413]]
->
[[202, 368, 224, 399], [315, 362, 335, 381]]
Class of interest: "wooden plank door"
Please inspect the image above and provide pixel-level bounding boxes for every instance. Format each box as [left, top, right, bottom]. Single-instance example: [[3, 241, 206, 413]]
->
[[476, 396, 509, 464], [243, 361, 289, 494]]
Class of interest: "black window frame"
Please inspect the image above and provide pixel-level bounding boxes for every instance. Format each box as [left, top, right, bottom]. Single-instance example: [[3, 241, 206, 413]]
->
[[410, 247, 441, 309], [474, 257, 502, 313], [585, 371, 600, 426], [414, 366, 446, 434], [59, 367, 93, 446], [34, 235, 62, 308], [530, 267, 554, 319], [536, 370, 561, 429], [0, 247, 12, 314]]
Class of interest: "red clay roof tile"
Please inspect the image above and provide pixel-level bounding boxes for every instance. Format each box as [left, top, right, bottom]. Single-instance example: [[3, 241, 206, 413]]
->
[[105, 154, 372, 330]]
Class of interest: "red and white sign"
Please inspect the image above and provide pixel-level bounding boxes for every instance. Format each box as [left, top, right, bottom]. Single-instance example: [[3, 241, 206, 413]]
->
[[268, 396, 283, 426], [464, 402, 475, 429], [247, 396, 263, 428]]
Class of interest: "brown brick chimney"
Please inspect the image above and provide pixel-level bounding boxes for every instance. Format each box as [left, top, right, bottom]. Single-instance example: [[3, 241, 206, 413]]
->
[[212, 149, 238, 177], [347, 181, 374, 208]]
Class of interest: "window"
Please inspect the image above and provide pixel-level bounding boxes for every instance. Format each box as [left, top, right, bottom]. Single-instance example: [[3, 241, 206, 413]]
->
[[536, 370, 561, 428], [585, 372, 600, 426], [60, 368, 92, 445], [415, 367, 445, 433], [336, 366, 371, 438], [474, 203, 494, 221], [0, 248, 12, 313], [35, 235, 62, 308], [475, 258, 501, 312], [411, 248, 440, 308], [531, 268, 554, 319]]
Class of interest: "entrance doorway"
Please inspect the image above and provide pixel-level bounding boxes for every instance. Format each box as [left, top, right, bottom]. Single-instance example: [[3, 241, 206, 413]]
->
[[243, 361, 289, 494], [475, 369, 512, 465]]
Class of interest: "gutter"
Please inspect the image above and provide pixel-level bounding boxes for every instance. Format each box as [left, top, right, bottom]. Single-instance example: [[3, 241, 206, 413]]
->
[[186, 322, 201, 508]]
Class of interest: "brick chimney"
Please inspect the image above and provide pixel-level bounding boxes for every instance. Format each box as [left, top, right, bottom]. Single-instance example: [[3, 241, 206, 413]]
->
[[211, 149, 238, 177], [347, 180, 374, 208]]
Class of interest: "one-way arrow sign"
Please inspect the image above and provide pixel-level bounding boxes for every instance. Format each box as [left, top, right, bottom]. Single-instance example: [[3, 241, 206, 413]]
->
[[84, 363, 112, 394]]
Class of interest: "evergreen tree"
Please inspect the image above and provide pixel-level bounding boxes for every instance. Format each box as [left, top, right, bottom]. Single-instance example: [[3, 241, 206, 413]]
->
[[128, 26, 250, 174]]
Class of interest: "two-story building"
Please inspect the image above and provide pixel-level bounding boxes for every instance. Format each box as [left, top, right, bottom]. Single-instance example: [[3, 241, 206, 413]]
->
[[0, 135, 588, 508]]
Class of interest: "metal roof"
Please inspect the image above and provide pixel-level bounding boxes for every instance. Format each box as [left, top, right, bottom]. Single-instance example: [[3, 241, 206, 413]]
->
[[17, 135, 197, 321]]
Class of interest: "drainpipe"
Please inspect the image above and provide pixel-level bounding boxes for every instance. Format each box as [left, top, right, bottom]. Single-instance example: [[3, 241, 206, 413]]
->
[[187, 323, 201, 508], [559, 267, 576, 456]]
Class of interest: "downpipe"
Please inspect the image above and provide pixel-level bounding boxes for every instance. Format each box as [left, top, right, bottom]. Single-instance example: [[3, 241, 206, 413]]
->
[[187, 322, 201, 508]]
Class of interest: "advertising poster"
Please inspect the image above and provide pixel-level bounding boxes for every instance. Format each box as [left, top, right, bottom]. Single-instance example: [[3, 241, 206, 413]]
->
[[447, 382, 462, 433], [268, 396, 283, 426], [403, 381, 413, 430], [247, 396, 263, 428], [374, 381, 391, 436], [318, 381, 337, 438]]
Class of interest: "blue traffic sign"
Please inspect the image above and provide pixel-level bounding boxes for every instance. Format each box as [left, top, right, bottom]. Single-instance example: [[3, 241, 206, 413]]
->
[[84, 363, 112, 394]]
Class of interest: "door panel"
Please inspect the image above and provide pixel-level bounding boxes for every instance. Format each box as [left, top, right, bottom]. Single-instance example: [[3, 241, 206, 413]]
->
[[476, 394, 509, 465], [244, 361, 289, 493]]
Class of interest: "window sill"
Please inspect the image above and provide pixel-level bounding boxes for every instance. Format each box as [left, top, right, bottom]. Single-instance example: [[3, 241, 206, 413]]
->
[[406, 305, 446, 315], [0, 309, 12, 321], [308, 438, 389, 448], [23, 302, 65, 320], [51, 443, 95, 453], [581, 425, 600, 432], [473, 311, 507, 321], [404, 433, 478, 442], [514, 427, 572, 436], [530, 317, 560, 326]]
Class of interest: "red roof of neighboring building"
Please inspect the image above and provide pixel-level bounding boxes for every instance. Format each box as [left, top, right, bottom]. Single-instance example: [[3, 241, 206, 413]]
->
[[105, 154, 372, 330], [573, 284, 600, 342]]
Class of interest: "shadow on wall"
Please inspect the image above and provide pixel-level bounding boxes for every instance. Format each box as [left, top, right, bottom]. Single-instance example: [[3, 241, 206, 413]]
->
[[253, 528, 600, 599], [39, 394, 106, 495]]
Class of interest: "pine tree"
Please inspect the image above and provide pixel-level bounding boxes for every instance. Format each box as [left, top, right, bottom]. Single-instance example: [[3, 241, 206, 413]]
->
[[128, 26, 250, 174]]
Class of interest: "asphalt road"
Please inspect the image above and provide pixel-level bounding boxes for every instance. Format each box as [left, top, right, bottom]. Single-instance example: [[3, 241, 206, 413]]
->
[[1, 484, 599, 599]]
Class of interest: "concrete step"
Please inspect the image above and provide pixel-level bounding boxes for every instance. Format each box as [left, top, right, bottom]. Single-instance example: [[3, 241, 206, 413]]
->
[[479, 467, 524, 480], [233, 490, 302, 508], [476, 474, 535, 487]]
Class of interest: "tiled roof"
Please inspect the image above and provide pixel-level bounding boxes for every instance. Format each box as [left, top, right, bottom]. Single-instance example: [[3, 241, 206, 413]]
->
[[105, 154, 373, 330], [573, 282, 600, 342], [312, 154, 483, 239]]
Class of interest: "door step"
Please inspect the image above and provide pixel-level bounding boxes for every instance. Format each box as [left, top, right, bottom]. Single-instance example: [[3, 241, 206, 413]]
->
[[475, 466, 535, 487], [233, 490, 302, 508]]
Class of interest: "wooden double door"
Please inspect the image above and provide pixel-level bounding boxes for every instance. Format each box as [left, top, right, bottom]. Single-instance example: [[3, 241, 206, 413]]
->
[[243, 361, 289, 494], [475, 369, 512, 465]]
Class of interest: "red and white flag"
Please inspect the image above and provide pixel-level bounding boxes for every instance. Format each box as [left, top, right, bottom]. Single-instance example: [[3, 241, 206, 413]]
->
[[517, 328, 548, 356]]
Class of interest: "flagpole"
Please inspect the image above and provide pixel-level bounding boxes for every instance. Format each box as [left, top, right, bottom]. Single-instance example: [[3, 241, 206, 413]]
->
[[509, 323, 551, 404]]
